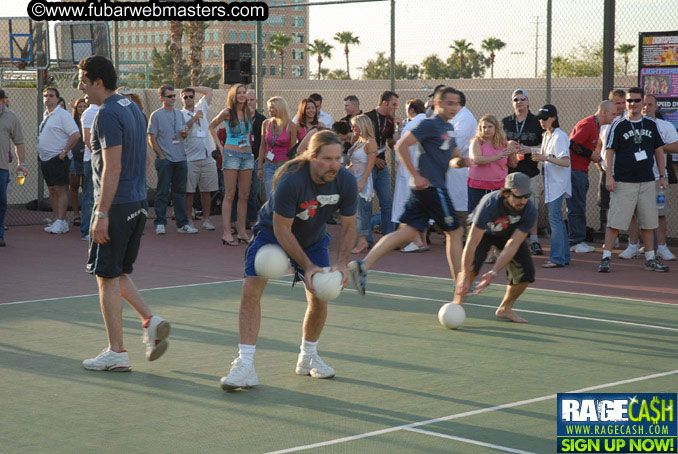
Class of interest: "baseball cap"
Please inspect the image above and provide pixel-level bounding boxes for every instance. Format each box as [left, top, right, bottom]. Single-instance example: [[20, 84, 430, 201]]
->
[[0, 89, 6, 99], [428, 84, 446, 98], [505, 172, 532, 197], [116, 86, 133, 96], [536, 104, 558, 120], [511, 89, 529, 100]]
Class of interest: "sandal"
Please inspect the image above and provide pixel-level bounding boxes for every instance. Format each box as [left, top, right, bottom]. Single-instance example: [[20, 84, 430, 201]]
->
[[351, 246, 368, 254], [73, 216, 81, 226], [237, 237, 250, 244], [541, 261, 565, 268], [221, 238, 240, 246]]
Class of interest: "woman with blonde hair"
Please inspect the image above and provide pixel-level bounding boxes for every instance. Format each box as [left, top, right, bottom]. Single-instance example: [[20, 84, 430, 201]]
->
[[347, 114, 378, 254], [209, 83, 254, 246], [258, 96, 298, 201], [468, 114, 518, 214]]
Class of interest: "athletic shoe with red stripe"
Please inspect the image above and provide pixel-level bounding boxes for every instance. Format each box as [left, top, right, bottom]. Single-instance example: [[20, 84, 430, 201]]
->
[[142, 315, 171, 361], [82, 349, 132, 371]]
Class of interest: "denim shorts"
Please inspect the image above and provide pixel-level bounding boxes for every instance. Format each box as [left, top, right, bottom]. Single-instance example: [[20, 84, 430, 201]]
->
[[70, 158, 85, 175], [222, 149, 254, 171]]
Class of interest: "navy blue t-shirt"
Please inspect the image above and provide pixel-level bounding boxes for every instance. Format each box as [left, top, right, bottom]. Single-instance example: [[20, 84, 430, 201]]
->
[[471, 190, 537, 239], [91, 94, 148, 204], [255, 163, 358, 249], [606, 116, 664, 183], [409, 115, 457, 188]]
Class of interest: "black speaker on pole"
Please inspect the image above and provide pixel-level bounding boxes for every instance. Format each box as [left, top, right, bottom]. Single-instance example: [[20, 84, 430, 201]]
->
[[223, 43, 252, 85]]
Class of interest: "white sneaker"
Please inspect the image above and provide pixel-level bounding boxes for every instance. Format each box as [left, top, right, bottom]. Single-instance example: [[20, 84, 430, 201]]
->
[[571, 242, 595, 253], [619, 244, 640, 260], [81, 234, 90, 242], [142, 315, 170, 361], [657, 246, 677, 261], [296, 353, 336, 379], [177, 224, 199, 234], [400, 242, 421, 253], [44, 222, 55, 232], [220, 358, 259, 390], [50, 220, 69, 234], [83, 349, 132, 371], [202, 219, 216, 231], [155, 224, 166, 235]]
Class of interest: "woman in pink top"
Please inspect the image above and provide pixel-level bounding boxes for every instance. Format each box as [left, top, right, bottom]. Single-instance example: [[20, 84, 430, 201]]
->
[[258, 97, 298, 201], [468, 114, 518, 213]]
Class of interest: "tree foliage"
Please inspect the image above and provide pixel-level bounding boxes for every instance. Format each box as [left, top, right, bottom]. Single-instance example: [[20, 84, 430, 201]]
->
[[359, 52, 419, 80], [334, 31, 360, 79]]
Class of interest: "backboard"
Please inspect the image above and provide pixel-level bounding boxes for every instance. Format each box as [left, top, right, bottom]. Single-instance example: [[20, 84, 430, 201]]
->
[[0, 17, 49, 69], [55, 22, 111, 68]]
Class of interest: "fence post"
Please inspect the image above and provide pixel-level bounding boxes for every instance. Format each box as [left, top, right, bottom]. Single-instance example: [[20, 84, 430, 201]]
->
[[545, 0, 552, 104], [602, 0, 615, 99], [390, 0, 395, 93], [37, 69, 45, 208], [256, 20, 263, 112]]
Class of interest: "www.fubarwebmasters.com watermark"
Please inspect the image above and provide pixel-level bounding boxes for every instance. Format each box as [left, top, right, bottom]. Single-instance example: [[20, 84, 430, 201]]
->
[[27, 0, 269, 22]]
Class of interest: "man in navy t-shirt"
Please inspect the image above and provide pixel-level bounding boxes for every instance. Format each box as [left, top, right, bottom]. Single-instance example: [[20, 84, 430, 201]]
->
[[79, 56, 170, 373], [348, 87, 468, 302], [220, 130, 358, 391], [456, 172, 537, 323]]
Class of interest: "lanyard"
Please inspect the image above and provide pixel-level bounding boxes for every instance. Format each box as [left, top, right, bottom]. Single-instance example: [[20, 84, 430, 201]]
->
[[376, 113, 388, 145], [269, 121, 281, 151], [166, 109, 177, 138], [514, 116, 526, 139], [629, 119, 644, 150], [186, 109, 202, 131], [39, 111, 55, 134]]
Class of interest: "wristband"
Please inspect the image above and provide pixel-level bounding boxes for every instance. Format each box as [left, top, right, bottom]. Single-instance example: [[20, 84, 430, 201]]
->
[[489, 269, 497, 278]]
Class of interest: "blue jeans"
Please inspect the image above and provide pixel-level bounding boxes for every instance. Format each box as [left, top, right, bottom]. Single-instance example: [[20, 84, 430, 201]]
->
[[263, 161, 285, 202], [248, 160, 261, 223], [0, 169, 8, 240], [566, 170, 589, 245], [547, 193, 570, 266], [371, 166, 393, 235], [356, 196, 373, 237], [154, 158, 188, 227], [80, 161, 93, 237], [467, 187, 493, 214]]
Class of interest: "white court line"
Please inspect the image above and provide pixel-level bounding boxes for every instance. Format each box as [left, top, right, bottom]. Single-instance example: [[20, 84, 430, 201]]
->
[[268, 280, 678, 332], [264, 369, 678, 454], [404, 427, 537, 454], [371, 270, 678, 306], [0, 279, 245, 306]]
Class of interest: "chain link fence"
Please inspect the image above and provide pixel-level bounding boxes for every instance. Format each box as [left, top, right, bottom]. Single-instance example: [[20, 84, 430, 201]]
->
[[4, 1, 678, 242]]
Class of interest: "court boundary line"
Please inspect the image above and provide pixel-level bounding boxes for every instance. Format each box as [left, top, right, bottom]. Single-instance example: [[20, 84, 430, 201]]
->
[[264, 369, 678, 454], [404, 427, 538, 454], [370, 270, 677, 306]]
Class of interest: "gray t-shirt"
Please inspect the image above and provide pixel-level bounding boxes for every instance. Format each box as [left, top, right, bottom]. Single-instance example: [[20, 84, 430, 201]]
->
[[0, 107, 24, 171], [148, 107, 186, 162], [471, 190, 536, 239], [255, 164, 358, 249]]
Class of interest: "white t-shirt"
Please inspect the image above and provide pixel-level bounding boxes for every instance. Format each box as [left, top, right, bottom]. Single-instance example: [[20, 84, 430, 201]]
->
[[80, 104, 99, 162], [652, 117, 678, 178], [37, 106, 80, 161], [445, 106, 477, 212], [292, 109, 334, 128], [541, 127, 572, 203], [181, 97, 216, 161]]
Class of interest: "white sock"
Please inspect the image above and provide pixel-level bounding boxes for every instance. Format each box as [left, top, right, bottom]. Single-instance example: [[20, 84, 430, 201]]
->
[[602, 250, 612, 259], [238, 343, 256, 364], [657, 244, 667, 250], [627, 243, 639, 249], [530, 235, 539, 243], [300, 339, 318, 357], [645, 250, 655, 261]]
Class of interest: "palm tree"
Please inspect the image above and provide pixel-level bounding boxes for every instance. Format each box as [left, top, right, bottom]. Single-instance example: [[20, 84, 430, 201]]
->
[[267, 33, 293, 77], [450, 39, 473, 75], [333, 31, 360, 79], [615, 43, 635, 76], [169, 21, 184, 87], [307, 39, 333, 80], [187, 22, 206, 85], [481, 37, 506, 78]]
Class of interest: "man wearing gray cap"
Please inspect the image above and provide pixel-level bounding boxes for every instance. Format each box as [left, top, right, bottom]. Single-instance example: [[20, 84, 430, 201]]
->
[[455, 172, 537, 323], [502, 88, 545, 256]]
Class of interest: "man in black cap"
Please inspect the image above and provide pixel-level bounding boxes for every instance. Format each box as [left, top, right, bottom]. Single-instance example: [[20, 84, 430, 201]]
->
[[502, 88, 545, 256], [455, 172, 537, 323], [425, 84, 447, 117]]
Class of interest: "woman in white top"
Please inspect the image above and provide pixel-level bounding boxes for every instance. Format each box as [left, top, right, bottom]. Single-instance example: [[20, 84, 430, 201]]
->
[[533, 104, 572, 268], [347, 114, 378, 254], [392, 99, 428, 252]]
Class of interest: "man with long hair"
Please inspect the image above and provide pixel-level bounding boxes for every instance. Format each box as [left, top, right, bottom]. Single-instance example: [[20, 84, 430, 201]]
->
[[220, 130, 358, 391]]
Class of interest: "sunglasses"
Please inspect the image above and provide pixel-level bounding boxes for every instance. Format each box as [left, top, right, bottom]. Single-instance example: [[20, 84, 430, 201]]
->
[[626, 98, 642, 104], [512, 193, 531, 199], [183, 95, 194, 99], [513, 97, 527, 102], [165, 94, 176, 99]]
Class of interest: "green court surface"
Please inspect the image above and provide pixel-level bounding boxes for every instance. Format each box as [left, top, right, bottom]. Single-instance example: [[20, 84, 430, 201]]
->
[[1, 272, 676, 454]]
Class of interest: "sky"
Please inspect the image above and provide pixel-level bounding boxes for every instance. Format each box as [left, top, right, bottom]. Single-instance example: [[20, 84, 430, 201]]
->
[[4, 0, 675, 79]]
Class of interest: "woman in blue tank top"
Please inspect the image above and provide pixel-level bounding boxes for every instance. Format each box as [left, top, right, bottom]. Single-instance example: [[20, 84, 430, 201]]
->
[[209, 84, 254, 246]]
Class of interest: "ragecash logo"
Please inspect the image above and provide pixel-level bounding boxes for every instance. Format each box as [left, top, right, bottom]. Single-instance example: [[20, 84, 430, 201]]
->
[[557, 393, 677, 453]]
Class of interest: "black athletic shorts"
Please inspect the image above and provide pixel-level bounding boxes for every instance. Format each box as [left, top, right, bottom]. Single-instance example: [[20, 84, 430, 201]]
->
[[86, 200, 148, 278], [598, 170, 610, 210], [471, 235, 535, 285], [399, 186, 460, 233], [40, 155, 71, 187]]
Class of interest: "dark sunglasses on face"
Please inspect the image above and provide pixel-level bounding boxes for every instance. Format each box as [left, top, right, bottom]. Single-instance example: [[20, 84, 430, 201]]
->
[[512, 193, 531, 199], [183, 95, 194, 99], [165, 94, 176, 99], [513, 97, 527, 102], [626, 98, 642, 104]]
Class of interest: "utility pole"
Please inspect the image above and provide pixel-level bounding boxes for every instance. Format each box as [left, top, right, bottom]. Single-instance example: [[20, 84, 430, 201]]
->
[[534, 16, 540, 78]]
